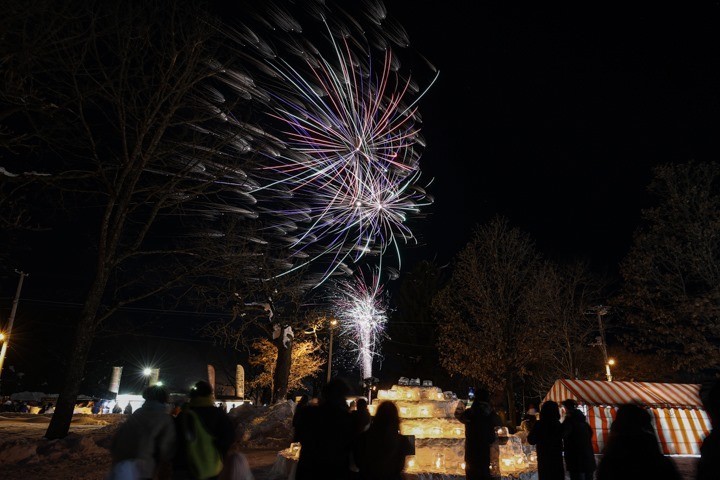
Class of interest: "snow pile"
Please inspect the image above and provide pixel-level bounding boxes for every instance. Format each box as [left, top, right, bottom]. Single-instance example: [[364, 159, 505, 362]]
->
[[230, 401, 294, 449], [0, 438, 40, 464], [0, 433, 110, 465]]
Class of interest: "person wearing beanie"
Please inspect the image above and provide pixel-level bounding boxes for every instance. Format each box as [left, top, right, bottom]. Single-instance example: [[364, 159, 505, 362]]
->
[[173, 381, 235, 479]]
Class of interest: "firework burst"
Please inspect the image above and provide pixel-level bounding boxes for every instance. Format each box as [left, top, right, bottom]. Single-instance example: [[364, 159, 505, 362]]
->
[[331, 270, 388, 379], [218, 0, 437, 284], [264, 38, 434, 271]]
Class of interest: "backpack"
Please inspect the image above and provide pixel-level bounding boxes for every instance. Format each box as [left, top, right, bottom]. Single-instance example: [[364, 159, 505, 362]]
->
[[181, 407, 224, 479]]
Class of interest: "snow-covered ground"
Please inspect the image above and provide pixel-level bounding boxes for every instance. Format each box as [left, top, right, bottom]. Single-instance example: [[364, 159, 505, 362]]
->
[[0, 414, 119, 480], [0, 414, 699, 480]]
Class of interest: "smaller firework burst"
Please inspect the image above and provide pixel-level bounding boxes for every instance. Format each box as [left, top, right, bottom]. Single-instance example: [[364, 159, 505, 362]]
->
[[331, 271, 388, 380]]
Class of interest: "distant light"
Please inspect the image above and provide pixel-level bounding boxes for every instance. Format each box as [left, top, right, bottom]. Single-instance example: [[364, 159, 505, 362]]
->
[[143, 368, 152, 376], [0, 332, 5, 341], [156, 381, 163, 386], [608, 358, 616, 366]]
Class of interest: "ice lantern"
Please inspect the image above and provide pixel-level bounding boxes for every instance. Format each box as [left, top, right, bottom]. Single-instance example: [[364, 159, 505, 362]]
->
[[498, 433, 530, 475], [373, 382, 536, 477]]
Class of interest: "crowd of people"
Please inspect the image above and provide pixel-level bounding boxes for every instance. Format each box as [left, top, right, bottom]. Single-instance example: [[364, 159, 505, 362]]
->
[[293, 380, 720, 480], [108, 380, 240, 480], [0, 399, 55, 413], [293, 379, 411, 480], [0, 397, 131, 415], [101, 377, 719, 480], [524, 382, 720, 480]]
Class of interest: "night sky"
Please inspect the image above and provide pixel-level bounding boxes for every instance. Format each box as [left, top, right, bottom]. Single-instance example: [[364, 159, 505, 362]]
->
[[2, 0, 720, 393], [390, 1, 720, 272]]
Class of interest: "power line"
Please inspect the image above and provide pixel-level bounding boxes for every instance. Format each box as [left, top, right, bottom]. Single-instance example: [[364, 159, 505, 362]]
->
[[0, 297, 231, 318]]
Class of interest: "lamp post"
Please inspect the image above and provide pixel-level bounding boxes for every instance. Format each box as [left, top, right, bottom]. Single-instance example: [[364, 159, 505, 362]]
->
[[327, 319, 338, 383], [605, 358, 615, 382]]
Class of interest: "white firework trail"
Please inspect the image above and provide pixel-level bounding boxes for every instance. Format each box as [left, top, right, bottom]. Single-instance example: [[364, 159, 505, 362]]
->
[[331, 271, 388, 379]]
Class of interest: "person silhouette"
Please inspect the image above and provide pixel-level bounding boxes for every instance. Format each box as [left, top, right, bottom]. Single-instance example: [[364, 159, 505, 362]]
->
[[527, 401, 564, 480], [354, 401, 413, 480], [350, 398, 372, 435], [561, 400, 595, 480], [173, 380, 235, 479], [294, 378, 354, 480], [292, 394, 310, 433], [110, 386, 175, 480], [698, 381, 720, 480], [597, 404, 680, 480], [455, 388, 503, 480]]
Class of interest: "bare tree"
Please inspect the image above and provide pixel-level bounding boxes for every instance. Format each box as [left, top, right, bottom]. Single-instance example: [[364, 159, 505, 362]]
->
[[1, 1, 272, 438], [200, 262, 318, 403], [433, 218, 546, 425], [527, 262, 605, 396]]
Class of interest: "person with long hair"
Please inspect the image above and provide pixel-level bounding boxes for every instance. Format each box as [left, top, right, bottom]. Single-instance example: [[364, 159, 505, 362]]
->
[[354, 401, 413, 480], [527, 401, 564, 480]]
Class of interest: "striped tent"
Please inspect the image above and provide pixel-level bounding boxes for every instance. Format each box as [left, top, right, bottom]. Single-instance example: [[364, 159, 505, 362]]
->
[[543, 379, 710, 455]]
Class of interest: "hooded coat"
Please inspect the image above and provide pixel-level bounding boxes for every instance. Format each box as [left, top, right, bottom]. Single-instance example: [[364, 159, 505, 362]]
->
[[110, 400, 175, 479]]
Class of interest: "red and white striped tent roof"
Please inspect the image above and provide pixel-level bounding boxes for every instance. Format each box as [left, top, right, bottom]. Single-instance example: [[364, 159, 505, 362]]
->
[[543, 379, 701, 408], [543, 379, 710, 455]]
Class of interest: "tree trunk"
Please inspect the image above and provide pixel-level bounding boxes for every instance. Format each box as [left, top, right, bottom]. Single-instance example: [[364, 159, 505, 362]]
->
[[45, 281, 105, 439], [505, 378, 517, 428], [272, 330, 292, 403]]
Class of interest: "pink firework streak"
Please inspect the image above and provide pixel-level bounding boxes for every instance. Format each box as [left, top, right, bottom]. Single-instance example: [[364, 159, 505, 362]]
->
[[255, 26, 437, 282]]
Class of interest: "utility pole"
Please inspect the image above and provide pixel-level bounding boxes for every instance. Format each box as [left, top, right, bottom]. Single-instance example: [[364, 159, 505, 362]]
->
[[595, 306, 609, 364], [589, 305, 614, 381], [0, 270, 29, 388]]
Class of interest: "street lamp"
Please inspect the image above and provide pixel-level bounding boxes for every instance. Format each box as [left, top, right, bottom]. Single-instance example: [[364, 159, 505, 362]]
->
[[606, 358, 616, 382], [327, 319, 338, 383], [142, 368, 152, 387]]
